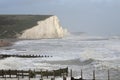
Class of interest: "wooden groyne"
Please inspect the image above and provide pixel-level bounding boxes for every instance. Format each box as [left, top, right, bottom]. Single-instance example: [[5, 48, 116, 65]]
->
[[0, 54, 52, 58], [36, 67, 68, 77], [0, 67, 68, 78], [70, 69, 111, 80], [0, 68, 117, 80]]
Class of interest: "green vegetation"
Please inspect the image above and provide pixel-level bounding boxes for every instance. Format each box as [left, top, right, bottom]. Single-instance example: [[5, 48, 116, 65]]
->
[[0, 15, 52, 38]]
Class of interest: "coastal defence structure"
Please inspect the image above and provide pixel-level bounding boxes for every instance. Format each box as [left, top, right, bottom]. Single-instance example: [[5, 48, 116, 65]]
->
[[0, 54, 52, 59], [0, 15, 68, 39], [0, 67, 68, 79], [0, 68, 112, 80]]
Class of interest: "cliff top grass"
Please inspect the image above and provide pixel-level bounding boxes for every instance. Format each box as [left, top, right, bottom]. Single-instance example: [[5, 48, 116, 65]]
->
[[0, 15, 52, 38]]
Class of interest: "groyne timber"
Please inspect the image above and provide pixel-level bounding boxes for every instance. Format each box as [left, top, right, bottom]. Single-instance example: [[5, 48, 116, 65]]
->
[[0, 54, 52, 59]]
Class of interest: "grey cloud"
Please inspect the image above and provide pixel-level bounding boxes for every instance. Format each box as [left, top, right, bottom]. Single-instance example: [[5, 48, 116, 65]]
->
[[0, 0, 120, 36]]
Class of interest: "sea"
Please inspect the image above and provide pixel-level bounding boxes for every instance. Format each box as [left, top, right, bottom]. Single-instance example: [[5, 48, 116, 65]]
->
[[0, 33, 120, 80]]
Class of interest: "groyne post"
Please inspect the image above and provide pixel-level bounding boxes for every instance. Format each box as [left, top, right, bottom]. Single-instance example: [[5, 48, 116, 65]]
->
[[66, 67, 68, 76], [40, 69, 43, 80], [46, 70, 48, 78], [52, 70, 55, 80], [81, 69, 83, 79], [108, 70, 110, 80], [2, 69, 4, 78], [15, 70, 17, 78], [34, 69, 36, 78], [59, 68, 61, 77], [29, 69, 31, 80], [22, 70, 24, 78], [8, 69, 11, 78], [93, 70, 95, 80], [17, 75, 19, 80], [53, 70, 55, 78], [4, 71, 6, 80], [70, 69, 72, 77], [63, 73, 66, 80]]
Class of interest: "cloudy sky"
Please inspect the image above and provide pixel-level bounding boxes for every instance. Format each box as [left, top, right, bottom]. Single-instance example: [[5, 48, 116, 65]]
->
[[0, 0, 120, 36]]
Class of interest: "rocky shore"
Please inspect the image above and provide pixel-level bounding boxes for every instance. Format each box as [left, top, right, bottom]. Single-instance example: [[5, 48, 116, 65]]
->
[[0, 39, 12, 47]]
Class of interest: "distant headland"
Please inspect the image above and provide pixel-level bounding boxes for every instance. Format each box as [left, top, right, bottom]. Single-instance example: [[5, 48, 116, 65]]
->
[[0, 15, 69, 47], [0, 15, 68, 39]]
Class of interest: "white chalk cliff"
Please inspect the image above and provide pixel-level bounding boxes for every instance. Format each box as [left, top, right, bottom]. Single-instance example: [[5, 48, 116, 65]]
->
[[19, 16, 68, 39]]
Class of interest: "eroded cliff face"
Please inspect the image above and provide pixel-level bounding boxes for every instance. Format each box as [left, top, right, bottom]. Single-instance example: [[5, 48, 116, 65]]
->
[[18, 16, 68, 39]]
